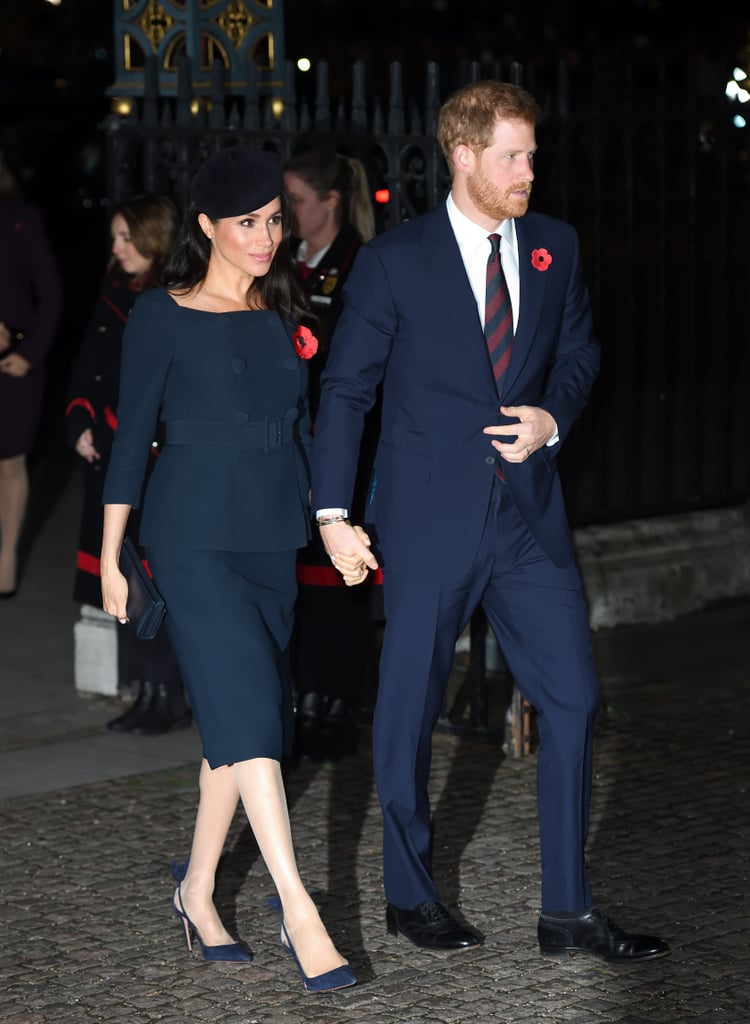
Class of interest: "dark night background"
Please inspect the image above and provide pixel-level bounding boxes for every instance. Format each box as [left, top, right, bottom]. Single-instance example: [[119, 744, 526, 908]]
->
[[0, 1, 748, 442], [1, 1, 747, 213]]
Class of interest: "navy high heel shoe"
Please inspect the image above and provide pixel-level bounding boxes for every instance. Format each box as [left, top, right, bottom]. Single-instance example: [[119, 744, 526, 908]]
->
[[170, 855, 189, 882], [173, 884, 253, 963], [267, 897, 357, 993]]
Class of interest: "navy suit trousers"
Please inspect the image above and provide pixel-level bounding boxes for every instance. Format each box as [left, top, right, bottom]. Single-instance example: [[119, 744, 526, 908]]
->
[[372, 478, 601, 912]]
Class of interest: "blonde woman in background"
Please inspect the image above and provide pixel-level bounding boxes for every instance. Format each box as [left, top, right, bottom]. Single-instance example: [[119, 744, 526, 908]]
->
[[283, 149, 382, 761]]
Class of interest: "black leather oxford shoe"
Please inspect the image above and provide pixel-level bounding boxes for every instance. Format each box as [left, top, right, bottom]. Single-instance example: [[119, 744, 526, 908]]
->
[[386, 900, 482, 951], [538, 907, 670, 962]]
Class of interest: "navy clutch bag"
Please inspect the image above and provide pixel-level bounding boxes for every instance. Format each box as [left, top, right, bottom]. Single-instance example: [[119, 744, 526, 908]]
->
[[119, 536, 166, 640]]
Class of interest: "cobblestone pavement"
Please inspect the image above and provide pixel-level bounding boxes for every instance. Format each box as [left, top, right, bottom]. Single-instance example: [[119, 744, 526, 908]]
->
[[1, 597, 748, 1023], [1, 461, 748, 1023]]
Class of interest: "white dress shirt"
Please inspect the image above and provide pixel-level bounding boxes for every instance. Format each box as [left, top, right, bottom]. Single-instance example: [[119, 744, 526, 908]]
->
[[447, 193, 558, 446], [446, 192, 520, 331]]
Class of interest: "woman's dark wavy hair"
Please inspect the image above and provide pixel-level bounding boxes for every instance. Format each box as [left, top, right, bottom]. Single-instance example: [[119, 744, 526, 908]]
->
[[163, 191, 316, 328]]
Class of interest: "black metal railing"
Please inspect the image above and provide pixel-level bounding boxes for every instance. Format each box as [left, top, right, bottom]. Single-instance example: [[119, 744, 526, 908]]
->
[[103, 53, 750, 747], [104, 52, 750, 529]]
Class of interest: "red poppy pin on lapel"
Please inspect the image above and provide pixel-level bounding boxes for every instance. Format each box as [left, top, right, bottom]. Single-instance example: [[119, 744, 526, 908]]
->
[[531, 248, 552, 271]]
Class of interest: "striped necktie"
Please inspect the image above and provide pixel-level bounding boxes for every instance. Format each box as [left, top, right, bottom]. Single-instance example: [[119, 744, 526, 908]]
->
[[484, 232, 514, 397], [485, 232, 514, 480]]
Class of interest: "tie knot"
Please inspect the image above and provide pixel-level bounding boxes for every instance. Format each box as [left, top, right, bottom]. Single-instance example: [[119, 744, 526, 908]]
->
[[488, 233, 501, 261]]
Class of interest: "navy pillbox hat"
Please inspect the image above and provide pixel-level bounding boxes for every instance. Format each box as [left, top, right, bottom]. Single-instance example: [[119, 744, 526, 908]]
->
[[190, 146, 283, 218]]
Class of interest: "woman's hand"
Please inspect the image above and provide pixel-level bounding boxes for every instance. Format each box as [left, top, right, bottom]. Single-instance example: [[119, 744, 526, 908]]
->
[[75, 428, 101, 464], [0, 351, 31, 377], [101, 563, 130, 623], [101, 503, 132, 623]]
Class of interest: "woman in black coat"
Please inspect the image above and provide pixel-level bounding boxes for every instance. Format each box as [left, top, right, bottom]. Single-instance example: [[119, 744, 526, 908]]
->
[[283, 148, 382, 760], [65, 193, 190, 734], [0, 149, 62, 597]]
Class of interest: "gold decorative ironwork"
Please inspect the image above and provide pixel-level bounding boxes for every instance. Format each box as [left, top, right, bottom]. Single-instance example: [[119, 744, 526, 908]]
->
[[111, 0, 284, 96], [163, 33, 231, 73], [215, 1, 255, 49], [139, 0, 174, 49]]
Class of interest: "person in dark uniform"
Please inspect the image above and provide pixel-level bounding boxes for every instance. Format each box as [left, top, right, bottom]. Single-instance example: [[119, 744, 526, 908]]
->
[[100, 147, 356, 992], [0, 148, 62, 597], [283, 148, 382, 760], [65, 193, 191, 734]]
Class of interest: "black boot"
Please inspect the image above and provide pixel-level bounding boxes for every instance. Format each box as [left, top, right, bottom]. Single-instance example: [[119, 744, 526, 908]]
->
[[319, 698, 359, 761], [293, 691, 327, 759], [130, 681, 192, 735], [106, 679, 155, 733]]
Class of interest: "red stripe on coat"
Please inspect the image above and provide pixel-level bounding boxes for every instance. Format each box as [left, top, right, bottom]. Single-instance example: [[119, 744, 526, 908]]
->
[[77, 550, 100, 576], [77, 549, 155, 579], [65, 397, 96, 419], [296, 564, 383, 587]]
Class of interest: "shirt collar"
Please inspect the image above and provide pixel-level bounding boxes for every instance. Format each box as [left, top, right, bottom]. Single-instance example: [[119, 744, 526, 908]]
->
[[296, 239, 332, 269], [446, 193, 517, 257]]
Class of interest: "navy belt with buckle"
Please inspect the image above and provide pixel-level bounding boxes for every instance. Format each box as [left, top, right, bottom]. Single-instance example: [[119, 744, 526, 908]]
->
[[166, 419, 294, 452]]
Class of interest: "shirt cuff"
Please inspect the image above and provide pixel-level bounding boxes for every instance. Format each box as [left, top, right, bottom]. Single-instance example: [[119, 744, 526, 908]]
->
[[315, 507, 349, 521]]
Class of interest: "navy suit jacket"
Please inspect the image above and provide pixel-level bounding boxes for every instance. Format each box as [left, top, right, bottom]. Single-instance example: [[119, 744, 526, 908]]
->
[[311, 200, 600, 574]]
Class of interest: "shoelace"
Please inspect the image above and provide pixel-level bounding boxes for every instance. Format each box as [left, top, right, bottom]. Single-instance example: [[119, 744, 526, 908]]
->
[[419, 902, 451, 925], [590, 908, 628, 937]]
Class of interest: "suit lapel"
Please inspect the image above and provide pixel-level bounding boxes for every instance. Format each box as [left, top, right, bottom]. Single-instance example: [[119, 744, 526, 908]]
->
[[422, 205, 487, 367], [502, 214, 547, 397], [428, 203, 480, 327]]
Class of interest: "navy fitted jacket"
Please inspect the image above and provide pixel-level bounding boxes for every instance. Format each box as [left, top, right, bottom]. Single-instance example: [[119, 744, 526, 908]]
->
[[103, 288, 314, 552]]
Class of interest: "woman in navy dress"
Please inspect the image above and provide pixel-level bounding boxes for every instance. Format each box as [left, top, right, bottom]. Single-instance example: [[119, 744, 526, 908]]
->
[[100, 147, 357, 992]]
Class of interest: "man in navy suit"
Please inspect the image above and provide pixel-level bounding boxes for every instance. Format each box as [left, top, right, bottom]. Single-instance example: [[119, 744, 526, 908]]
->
[[311, 80, 670, 962]]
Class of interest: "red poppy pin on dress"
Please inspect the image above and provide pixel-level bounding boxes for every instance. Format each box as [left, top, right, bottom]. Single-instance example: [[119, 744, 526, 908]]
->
[[293, 325, 318, 359]]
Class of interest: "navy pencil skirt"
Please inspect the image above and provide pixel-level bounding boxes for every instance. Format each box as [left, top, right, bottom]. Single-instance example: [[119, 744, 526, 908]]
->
[[145, 546, 297, 769]]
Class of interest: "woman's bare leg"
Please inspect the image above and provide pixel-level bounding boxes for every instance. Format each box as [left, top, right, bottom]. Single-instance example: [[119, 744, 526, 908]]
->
[[175, 758, 240, 945], [0, 454, 27, 593], [234, 757, 348, 977]]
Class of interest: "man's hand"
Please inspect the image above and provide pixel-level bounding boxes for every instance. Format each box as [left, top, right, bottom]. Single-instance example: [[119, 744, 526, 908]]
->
[[318, 520, 379, 586], [483, 404, 556, 463]]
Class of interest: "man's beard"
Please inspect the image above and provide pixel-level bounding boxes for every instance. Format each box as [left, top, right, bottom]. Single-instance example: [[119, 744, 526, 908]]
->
[[467, 173, 531, 221]]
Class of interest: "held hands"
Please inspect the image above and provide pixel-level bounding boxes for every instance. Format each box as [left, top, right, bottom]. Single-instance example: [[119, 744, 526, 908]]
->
[[483, 405, 557, 463], [319, 521, 379, 586]]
